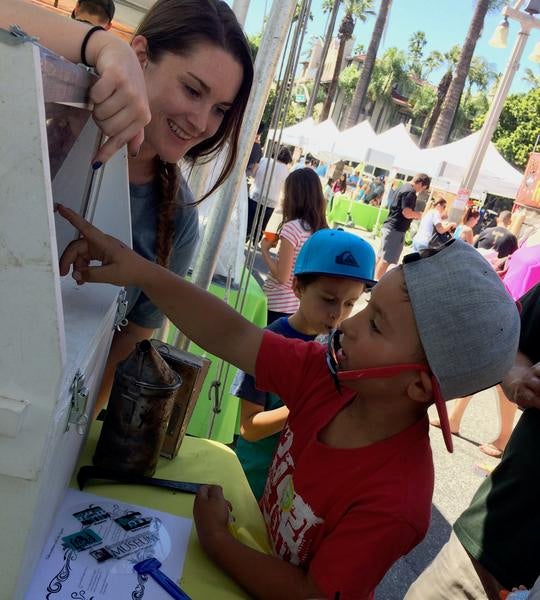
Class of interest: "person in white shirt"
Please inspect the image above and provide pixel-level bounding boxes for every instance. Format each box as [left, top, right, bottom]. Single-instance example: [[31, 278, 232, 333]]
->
[[246, 146, 292, 242], [412, 198, 455, 252]]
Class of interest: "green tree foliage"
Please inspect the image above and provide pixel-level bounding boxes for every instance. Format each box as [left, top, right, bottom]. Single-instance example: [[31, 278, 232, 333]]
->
[[522, 67, 540, 90], [262, 87, 307, 133], [410, 84, 437, 120], [320, 0, 375, 121], [473, 88, 540, 169], [367, 47, 412, 103], [338, 64, 360, 104], [247, 31, 262, 61]]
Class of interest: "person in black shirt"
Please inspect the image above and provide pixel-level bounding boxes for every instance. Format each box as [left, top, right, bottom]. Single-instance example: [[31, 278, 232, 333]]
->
[[375, 173, 430, 280], [475, 210, 518, 260], [246, 122, 265, 178]]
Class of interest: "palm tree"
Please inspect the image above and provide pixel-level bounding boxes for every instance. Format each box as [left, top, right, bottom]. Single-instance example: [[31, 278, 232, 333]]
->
[[305, 0, 341, 118], [522, 67, 540, 90], [364, 47, 411, 131], [429, 0, 504, 147], [419, 46, 460, 147], [319, 0, 375, 122], [407, 30, 427, 79], [342, 0, 393, 129]]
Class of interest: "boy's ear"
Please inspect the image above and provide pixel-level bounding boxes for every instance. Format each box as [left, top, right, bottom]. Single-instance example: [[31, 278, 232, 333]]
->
[[292, 277, 303, 300], [407, 371, 433, 405], [131, 35, 150, 68]]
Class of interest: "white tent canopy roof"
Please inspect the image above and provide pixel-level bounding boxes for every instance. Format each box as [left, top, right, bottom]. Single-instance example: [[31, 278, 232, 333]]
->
[[304, 119, 340, 162], [331, 120, 376, 163], [269, 117, 317, 148], [362, 123, 419, 170], [393, 131, 523, 198]]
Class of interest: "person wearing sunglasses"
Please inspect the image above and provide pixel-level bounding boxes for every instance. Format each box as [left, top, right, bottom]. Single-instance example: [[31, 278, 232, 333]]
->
[[56, 204, 520, 600], [232, 229, 376, 501]]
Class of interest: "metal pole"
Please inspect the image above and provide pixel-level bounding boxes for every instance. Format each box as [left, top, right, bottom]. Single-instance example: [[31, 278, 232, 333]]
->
[[455, 30, 529, 215], [189, 1, 298, 293], [453, 0, 538, 219], [232, 0, 251, 28], [305, 0, 340, 119]]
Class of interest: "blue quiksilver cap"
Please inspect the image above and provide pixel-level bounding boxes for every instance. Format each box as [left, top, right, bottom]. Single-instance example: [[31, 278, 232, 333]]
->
[[294, 229, 377, 286]]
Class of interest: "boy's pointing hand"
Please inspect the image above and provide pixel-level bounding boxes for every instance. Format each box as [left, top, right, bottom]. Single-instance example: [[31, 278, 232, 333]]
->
[[57, 204, 146, 288]]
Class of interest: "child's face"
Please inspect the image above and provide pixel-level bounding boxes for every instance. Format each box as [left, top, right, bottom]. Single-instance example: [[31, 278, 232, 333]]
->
[[293, 276, 366, 335], [337, 268, 424, 389]]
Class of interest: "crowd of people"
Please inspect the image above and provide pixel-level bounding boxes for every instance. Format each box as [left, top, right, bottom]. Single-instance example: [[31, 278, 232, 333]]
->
[[4, 1, 538, 598]]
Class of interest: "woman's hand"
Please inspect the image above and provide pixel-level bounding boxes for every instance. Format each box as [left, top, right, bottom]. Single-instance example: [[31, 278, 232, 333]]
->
[[0, 1, 150, 165], [261, 237, 277, 252], [57, 204, 148, 287], [88, 33, 151, 165], [193, 485, 233, 558]]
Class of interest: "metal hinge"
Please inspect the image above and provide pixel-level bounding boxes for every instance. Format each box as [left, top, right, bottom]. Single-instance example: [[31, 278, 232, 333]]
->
[[114, 288, 129, 331], [67, 371, 89, 435]]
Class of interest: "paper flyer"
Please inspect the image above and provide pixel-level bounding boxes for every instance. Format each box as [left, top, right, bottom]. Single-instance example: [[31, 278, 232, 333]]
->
[[25, 488, 192, 599]]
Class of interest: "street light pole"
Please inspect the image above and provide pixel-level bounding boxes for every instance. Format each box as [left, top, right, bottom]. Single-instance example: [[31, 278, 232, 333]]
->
[[453, 1, 539, 219]]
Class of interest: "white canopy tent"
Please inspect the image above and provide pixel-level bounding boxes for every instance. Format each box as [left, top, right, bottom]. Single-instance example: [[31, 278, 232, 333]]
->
[[268, 117, 317, 148], [393, 132, 523, 198], [328, 120, 376, 163], [362, 123, 419, 171], [303, 118, 340, 162]]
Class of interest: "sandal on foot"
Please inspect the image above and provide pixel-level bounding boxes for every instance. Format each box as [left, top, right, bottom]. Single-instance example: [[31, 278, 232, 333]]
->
[[479, 443, 503, 459], [429, 418, 459, 435]]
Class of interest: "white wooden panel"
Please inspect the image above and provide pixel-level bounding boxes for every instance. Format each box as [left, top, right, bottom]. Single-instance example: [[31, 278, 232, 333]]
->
[[0, 39, 131, 600]]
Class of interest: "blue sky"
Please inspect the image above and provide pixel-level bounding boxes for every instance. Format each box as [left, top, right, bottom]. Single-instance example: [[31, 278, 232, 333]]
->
[[235, 0, 539, 95]]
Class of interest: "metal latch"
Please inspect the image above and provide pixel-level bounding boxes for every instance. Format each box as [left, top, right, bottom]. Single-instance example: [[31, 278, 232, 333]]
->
[[67, 371, 89, 435], [114, 288, 129, 331], [0, 26, 38, 47]]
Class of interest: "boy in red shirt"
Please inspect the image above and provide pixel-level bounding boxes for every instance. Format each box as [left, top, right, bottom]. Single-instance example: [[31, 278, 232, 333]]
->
[[57, 205, 520, 600]]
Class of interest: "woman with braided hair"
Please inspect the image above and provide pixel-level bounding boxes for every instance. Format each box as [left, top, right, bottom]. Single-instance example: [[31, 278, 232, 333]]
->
[[2, 0, 253, 415], [95, 0, 253, 415]]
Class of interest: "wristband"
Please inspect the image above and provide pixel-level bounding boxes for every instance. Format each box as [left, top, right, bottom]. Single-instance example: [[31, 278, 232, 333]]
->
[[80, 25, 105, 67]]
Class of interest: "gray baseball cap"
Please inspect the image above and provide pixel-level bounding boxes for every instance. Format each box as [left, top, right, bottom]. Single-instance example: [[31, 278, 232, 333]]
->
[[402, 239, 520, 452]]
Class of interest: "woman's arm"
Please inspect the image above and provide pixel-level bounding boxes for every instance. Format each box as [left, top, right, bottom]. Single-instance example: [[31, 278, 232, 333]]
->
[[240, 400, 289, 442], [261, 237, 295, 284], [0, 0, 150, 163]]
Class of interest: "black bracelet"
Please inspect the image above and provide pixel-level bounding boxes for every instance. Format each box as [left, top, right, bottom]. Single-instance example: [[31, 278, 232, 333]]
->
[[80, 25, 105, 67]]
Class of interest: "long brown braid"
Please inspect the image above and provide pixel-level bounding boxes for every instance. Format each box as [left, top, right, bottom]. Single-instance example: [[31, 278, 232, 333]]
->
[[155, 158, 181, 268]]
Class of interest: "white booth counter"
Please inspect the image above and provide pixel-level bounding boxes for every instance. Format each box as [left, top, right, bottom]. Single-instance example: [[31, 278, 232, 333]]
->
[[0, 31, 130, 599]]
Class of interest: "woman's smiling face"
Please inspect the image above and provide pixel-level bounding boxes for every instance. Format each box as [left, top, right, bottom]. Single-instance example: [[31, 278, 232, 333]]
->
[[133, 37, 244, 163]]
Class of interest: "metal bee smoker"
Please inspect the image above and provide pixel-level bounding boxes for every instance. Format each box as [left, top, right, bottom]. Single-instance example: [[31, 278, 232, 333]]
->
[[93, 339, 182, 476]]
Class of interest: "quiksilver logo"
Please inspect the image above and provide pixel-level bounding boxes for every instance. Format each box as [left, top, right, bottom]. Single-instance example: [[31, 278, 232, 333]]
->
[[335, 251, 359, 267]]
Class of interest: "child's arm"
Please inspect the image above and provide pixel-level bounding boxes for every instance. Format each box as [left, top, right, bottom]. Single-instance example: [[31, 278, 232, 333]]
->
[[261, 237, 294, 284], [194, 485, 323, 600], [57, 206, 263, 376], [240, 400, 289, 442]]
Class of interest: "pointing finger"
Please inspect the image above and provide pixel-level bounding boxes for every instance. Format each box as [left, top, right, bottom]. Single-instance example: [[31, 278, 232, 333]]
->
[[57, 204, 102, 241]]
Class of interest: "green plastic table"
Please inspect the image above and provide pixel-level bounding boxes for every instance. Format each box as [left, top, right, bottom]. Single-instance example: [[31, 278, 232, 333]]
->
[[74, 422, 271, 599], [328, 195, 389, 232], [167, 273, 267, 444]]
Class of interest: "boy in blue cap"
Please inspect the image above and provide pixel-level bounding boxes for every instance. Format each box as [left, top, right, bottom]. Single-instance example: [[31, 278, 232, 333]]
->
[[57, 204, 520, 600], [232, 229, 376, 500]]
